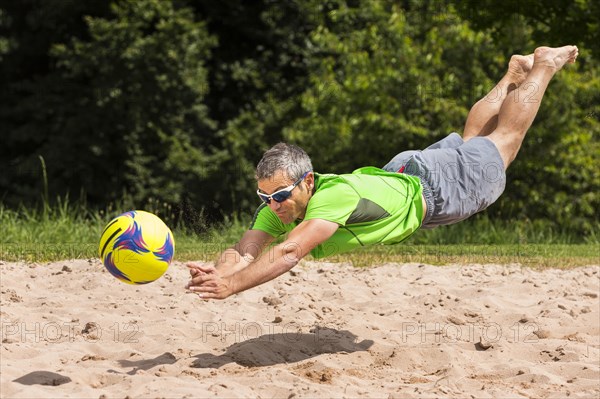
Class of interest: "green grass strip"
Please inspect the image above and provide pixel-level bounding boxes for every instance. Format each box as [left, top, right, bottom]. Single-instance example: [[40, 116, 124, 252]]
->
[[1, 203, 598, 268], [2, 240, 597, 269]]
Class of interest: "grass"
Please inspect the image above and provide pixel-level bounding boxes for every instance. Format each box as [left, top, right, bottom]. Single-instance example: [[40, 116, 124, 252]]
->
[[321, 244, 599, 269], [1, 201, 598, 268]]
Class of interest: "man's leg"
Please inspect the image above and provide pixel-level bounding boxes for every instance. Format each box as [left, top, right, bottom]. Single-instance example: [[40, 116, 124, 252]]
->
[[463, 54, 534, 140], [487, 45, 578, 168]]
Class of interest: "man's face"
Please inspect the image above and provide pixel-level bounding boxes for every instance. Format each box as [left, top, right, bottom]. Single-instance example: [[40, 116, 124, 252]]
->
[[257, 170, 314, 224]]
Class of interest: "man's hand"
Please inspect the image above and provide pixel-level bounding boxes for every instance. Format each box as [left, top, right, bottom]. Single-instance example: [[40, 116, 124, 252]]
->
[[185, 263, 234, 300], [182, 219, 337, 298], [187, 261, 209, 278]]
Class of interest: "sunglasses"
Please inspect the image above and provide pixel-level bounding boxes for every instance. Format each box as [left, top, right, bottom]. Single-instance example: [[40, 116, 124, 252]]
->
[[256, 171, 310, 204]]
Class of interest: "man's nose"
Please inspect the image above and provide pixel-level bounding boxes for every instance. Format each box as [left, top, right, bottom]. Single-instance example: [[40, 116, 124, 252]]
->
[[268, 200, 281, 211]]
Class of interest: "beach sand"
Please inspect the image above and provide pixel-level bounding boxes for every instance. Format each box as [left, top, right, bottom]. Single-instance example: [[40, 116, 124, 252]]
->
[[1, 259, 599, 398]]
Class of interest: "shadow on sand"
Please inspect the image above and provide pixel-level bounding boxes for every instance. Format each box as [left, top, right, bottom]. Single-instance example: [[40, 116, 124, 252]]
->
[[190, 326, 374, 368], [117, 352, 178, 375], [13, 371, 72, 386]]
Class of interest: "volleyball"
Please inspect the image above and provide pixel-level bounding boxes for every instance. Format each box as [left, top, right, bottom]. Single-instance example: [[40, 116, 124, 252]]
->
[[98, 210, 175, 284]]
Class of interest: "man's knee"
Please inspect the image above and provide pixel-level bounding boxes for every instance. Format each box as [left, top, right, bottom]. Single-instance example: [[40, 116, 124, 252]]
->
[[484, 133, 512, 169]]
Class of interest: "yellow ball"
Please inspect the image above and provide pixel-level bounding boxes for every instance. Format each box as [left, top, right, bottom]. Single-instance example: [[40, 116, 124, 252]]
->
[[98, 210, 175, 284]]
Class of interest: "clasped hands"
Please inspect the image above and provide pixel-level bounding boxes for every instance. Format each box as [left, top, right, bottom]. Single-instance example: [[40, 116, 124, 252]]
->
[[185, 254, 254, 300], [185, 262, 233, 300]]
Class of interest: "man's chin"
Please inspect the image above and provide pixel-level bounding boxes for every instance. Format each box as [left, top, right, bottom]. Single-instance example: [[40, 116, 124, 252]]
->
[[277, 214, 292, 224]]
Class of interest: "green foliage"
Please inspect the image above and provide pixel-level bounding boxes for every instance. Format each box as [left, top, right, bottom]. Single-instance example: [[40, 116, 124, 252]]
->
[[1, 0, 598, 237], [55, 0, 217, 204], [284, 1, 484, 172], [454, 0, 600, 58], [1, 0, 216, 208]]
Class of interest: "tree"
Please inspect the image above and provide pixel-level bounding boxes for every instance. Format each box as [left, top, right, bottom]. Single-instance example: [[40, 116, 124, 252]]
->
[[0, 0, 111, 204], [1, 0, 217, 211], [1, 0, 597, 235], [454, 0, 600, 58]]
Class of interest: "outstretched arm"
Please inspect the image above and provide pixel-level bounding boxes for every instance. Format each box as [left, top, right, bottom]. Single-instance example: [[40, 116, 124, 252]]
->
[[186, 218, 338, 299], [186, 229, 273, 285]]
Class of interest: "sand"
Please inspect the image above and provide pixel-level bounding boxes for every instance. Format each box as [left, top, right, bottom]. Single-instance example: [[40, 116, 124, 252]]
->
[[1, 258, 599, 398]]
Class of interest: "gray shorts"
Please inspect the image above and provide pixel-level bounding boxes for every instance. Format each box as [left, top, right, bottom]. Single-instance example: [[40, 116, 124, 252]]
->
[[382, 133, 506, 228]]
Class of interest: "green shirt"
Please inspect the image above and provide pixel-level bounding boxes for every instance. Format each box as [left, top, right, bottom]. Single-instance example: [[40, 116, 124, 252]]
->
[[250, 166, 424, 259]]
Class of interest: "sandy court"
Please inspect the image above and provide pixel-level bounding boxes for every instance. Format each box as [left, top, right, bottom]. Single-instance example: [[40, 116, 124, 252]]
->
[[1, 259, 599, 398]]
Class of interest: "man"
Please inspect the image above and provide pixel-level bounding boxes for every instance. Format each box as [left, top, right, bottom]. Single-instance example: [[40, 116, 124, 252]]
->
[[186, 45, 578, 299]]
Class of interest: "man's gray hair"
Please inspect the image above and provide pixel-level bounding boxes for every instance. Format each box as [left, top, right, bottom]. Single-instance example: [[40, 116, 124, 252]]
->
[[255, 143, 313, 181]]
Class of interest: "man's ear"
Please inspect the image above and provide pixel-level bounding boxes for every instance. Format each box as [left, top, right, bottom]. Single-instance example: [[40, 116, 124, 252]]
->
[[306, 172, 315, 191]]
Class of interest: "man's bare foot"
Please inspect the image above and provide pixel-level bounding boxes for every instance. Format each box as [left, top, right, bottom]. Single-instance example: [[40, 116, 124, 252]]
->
[[507, 53, 534, 84], [533, 45, 579, 72]]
